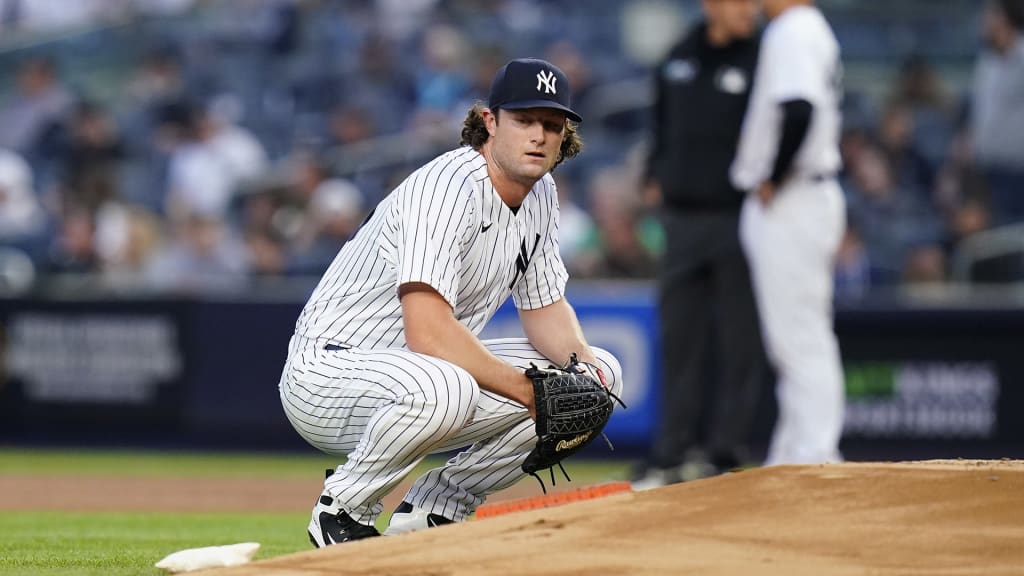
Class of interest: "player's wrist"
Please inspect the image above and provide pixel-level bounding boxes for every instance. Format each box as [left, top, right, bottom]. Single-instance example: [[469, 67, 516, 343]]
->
[[519, 373, 537, 419]]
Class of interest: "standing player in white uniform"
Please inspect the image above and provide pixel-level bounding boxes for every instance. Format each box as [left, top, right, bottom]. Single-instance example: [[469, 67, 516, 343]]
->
[[730, 0, 845, 465], [278, 58, 624, 547]]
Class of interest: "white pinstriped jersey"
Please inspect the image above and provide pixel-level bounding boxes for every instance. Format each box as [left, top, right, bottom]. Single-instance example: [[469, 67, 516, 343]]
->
[[294, 146, 569, 349]]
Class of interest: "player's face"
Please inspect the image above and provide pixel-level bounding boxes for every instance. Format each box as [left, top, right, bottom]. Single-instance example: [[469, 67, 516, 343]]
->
[[487, 108, 567, 185], [704, 0, 759, 39]]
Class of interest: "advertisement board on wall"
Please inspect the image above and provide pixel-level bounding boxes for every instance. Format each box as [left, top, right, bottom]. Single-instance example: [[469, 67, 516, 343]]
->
[[2, 288, 1022, 458]]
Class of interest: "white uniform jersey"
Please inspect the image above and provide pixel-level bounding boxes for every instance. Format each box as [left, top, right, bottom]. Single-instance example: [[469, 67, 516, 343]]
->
[[730, 5, 842, 191], [294, 146, 569, 349]]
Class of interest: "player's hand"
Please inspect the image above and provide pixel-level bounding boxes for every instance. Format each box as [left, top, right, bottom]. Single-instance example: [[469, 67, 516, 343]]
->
[[756, 181, 776, 206]]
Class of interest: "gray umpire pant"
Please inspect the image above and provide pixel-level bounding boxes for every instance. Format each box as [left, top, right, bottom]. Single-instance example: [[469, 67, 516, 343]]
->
[[650, 210, 766, 469]]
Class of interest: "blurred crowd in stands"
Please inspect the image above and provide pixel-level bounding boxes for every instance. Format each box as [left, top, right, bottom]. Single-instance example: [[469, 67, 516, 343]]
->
[[0, 0, 1020, 297]]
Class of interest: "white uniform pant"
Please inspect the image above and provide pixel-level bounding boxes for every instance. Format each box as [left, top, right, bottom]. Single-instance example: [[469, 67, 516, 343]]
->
[[278, 335, 623, 524], [740, 179, 846, 465]]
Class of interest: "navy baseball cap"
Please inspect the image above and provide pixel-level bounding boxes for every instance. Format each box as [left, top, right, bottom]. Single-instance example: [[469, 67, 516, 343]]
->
[[488, 58, 582, 123]]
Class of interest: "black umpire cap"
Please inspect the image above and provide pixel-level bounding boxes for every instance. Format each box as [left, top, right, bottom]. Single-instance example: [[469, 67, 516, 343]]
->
[[488, 58, 582, 123]]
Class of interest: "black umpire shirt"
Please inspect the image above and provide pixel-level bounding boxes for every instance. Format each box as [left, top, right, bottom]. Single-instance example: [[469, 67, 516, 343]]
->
[[647, 22, 761, 211]]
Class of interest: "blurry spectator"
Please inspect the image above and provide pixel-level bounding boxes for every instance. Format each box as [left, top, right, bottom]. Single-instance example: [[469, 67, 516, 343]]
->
[[886, 56, 955, 179], [240, 186, 286, 240], [117, 47, 190, 210], [586, 167, 657, 278], [284, 150, 332, 211], [411, 24, 470, 125], [876, 57, 955, 204], [273, 151, 366, 274], [204, 95, 268, 188], [344, 31, 416, 136], [287, 178, 365, 275], [321, 97, 395, 203], [934, 132, 995, 248], [876, 103, 936, 202], [48, 102, 126, 212], [948, 196, 992, 246], [145, 211, 248, 293], [236, 181, 290, 278], [95, 203, 163, 289], [843, 143, 945, 284], [903, 244, 947, 285], [970, 0, 1024, 224], [0, 57, 73, 155], [45, 205, 99, 274], [327, 103, 377, 148], [125, 46, 188, 118], [163, 101, 258, 222], [0, 149, 46, 247], [246, 230, 287, 276]]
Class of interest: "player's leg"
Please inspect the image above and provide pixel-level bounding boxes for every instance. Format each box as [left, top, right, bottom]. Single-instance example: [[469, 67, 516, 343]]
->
[[741, 181, 846, 465], [707, 212, 766, 471], [279, 337, 479, 538], [387, 338, 623, 531]]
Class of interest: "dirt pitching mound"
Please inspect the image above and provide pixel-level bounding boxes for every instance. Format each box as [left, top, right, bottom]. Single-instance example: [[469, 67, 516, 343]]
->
[[204, 460, 1024, 576]]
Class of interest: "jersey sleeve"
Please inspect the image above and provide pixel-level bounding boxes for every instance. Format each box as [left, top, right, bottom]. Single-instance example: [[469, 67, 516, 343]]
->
[[394, 170, 475, 309], [761, 14, 824, 103], [512, 178, 569, 310]]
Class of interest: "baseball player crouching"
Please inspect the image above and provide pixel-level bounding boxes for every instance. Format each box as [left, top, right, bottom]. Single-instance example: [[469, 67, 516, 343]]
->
[[277, 58, 624, 547]]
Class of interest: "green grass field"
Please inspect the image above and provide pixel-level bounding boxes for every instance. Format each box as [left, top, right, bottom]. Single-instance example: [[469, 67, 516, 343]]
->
[[0, 511, 305, 576], [0, 448, 631, 576]]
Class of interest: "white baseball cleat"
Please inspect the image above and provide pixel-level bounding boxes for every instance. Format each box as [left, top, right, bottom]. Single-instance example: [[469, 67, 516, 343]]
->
[[384, 501, 454, 535]]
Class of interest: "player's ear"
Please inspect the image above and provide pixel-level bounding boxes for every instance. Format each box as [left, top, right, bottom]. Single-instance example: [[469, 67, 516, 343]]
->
[[483, 108, 499, 138]]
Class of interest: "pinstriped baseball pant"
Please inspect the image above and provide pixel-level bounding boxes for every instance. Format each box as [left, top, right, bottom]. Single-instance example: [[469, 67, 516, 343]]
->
[[279, 334, 624, 524]]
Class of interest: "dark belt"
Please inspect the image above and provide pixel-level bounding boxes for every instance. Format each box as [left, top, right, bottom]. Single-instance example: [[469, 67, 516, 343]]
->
[[324, 343, 352, 351]]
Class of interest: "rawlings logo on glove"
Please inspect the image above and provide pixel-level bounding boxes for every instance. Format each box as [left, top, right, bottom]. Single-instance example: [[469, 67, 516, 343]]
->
[[521, 353, 626, 489], [556, 432, 593, 452]]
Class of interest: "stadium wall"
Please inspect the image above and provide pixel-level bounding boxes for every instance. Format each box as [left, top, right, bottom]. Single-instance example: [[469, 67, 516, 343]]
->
[[1, 285, 1021, 459]]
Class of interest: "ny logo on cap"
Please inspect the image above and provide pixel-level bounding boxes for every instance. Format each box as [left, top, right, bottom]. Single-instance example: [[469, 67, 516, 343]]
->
[[536, 69, 557, 94]]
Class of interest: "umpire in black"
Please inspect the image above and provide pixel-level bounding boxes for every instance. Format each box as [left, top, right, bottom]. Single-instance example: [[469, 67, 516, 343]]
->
[[633, 0, 767, 489]]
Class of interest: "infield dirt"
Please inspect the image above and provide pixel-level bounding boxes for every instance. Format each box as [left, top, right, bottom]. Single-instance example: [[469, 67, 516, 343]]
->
[[193, 459, 1024, 575]]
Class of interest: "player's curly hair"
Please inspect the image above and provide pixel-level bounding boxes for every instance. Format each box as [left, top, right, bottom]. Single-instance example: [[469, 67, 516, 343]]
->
[[460, 103, 582, 169]]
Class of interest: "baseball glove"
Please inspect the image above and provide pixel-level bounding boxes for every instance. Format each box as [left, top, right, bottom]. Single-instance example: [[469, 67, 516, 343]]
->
[[521, 354, 625, 489]]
